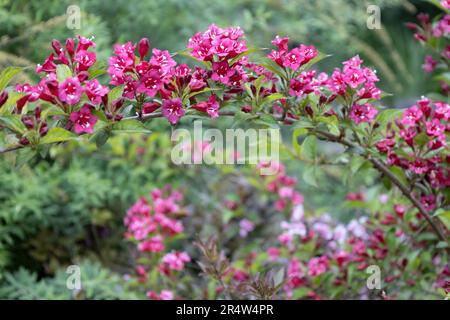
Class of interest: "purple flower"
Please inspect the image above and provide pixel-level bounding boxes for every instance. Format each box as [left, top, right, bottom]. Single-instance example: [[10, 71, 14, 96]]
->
[[58, 77, 83, 105], [69, 104, 97, 134], [162, 98, 185, 124]]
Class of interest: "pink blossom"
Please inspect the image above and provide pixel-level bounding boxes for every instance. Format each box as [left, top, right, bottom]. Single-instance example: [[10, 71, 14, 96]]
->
[[349, 103, 378, 124], [84, 79, 109, 104], [162, 98, 185, 124], [192, 95, 220, 118], [58, 77, 83, 105], [423, 55, 437, 73], [307, 256, 330, 277], [239, 219, 255, 238], [426, 119, 445, 137], [69, 104, 97, 134], [401, 105, 423, 126], [161, 251, 191, 271], [138, 235, 165, 252], [147, 290, 173, 300]]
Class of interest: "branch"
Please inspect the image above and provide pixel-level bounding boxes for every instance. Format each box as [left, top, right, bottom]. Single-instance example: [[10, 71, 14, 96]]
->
[[0, 144, 23, 154], [315, 129, 449, 250]]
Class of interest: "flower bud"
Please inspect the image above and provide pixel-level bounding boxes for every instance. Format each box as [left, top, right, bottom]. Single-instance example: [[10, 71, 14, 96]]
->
[[65, 38, 75, 58], [19, 137, 29, 145], [138, 38, 150, 59], [0, 91, 8, 107], [112, 97, 125, 112], [51, 39, 63, 54]]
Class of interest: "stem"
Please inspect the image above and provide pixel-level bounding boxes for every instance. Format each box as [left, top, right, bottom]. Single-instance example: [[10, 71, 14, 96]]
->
[[0, 144, 23, 154], [314, 128, 449, 250]]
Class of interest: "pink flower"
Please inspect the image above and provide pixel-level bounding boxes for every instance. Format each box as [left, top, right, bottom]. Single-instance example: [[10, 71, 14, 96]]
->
[[138, 235, 165, 252], [211, 61, 234, 84], [58, 77, 83, 105], [307, 256, 330, 277], [69, 104, 97, 134], [408, 159, 429, 175], [267, 247, 280, 261], [287, 257, 304, 288], [74, 50, 96, 71], [239, 219, 255, 238], [272, 35, 289, 53], [434, 102, 450, 120], [401, 105, 423, 126], [441, 0, 450, 9], [283, 48, 303, 71], [161, 251, 191, 271], [423, 55, 437, 73], [426, 119, 445, 137], [84, 79, 109, 104], [192, 95, 220, 118], [147, 290, 173, 300], [349, 103, 378, 124], [162, 98, 185, 124], [137, 69, 163, 97]]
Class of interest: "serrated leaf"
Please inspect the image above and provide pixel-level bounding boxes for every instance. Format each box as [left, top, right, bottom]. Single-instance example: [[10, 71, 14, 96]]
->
[[303, 165, 318, 187]]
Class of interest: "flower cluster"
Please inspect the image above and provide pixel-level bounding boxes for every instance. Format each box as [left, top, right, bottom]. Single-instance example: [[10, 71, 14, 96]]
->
[[187, 24, 248, 86], [124, 186, 185, 252], [124, 186, 190, 300], [13, 36, 107, 136], [257, 161, 304, 212], [376, 97, 450, 212], [327, 55, 381, 124]]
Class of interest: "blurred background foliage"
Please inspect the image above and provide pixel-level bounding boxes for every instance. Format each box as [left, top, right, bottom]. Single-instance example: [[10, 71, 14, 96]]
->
[[0, 0, 443, 299]]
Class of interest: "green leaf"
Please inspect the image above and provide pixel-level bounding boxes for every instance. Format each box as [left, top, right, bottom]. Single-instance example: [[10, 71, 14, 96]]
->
[[303, 165, 318, 187], [56, 64, 72, 82], [262, 93, 285, 105], [0, 67, 23, 91], [301, 135, 317, 161], [317, 115, 339, 135], [376, 109, 402, 127], [292, 127, 308, 156], [107, 86, 124, 103], [389, 166, 408, 187], [112, 119, 151, 133], [39, 128, 78, 144], [0, 115, 26, 134], [0, 92, 25, 115]]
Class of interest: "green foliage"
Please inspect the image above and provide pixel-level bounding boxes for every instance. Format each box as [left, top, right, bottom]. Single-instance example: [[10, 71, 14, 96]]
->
[[0, 260, 137, 299]]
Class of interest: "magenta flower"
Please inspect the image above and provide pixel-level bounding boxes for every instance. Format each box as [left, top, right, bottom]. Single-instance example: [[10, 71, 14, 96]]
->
[[74, 50, 96, 71], [161, 251, 191, 271], [192, 95, 220, 118], [426, 119, 445, 137], [162, 98, 185, 124], [136, 69, 163, 97], [58, 77, 83, 105], [307, 256, 330, 277], [423, 55, 437, 73], [69, 104, 97, 134], [349, 103, 378, 124], [84, 79, 109, 104], [401, 105, 423, 126], [239, 219, 255, 238]]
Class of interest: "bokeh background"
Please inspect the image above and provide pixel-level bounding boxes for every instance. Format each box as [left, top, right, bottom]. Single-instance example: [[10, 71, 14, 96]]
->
[[0, 0, 443, 299]]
